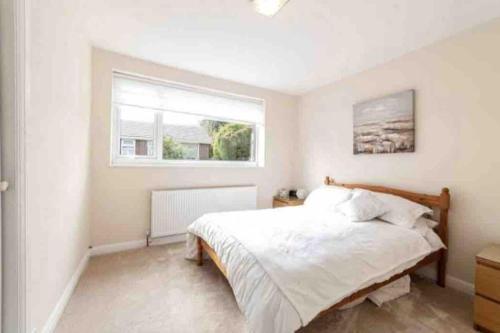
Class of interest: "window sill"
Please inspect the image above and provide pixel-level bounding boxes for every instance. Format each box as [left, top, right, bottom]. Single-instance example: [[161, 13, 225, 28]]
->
[[110, 158, 263, 168]]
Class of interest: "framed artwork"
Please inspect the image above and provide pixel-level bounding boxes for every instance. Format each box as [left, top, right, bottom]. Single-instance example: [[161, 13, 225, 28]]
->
[[353, 90, 415, 154]]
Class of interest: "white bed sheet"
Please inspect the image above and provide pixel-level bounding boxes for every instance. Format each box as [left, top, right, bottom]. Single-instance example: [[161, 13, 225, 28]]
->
[[186, 206, 441, 333]]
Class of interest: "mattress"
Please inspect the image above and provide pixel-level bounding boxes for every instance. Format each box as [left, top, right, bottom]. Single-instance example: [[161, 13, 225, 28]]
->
[[186, 206, 441, 333]]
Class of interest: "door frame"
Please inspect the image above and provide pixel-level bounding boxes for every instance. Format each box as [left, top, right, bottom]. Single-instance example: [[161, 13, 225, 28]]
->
[[2, 0, 28, 331], [14, 0, 28, 331]]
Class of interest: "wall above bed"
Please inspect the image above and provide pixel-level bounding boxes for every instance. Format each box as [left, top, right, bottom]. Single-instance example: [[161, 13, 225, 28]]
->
[[296, 18, 500, 286]]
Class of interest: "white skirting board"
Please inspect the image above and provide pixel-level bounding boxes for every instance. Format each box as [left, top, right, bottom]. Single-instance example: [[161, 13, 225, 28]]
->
[[89, 234, 186, 257], [446, 275, 475, 296], [89, 239, 146, 256], [416, 266, 475, 295], [41, 250, 90, 333], [148, 234, 187, 246]]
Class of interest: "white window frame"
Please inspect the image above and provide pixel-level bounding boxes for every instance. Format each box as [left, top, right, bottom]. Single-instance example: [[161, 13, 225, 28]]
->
[[110, 71, 265, 168]]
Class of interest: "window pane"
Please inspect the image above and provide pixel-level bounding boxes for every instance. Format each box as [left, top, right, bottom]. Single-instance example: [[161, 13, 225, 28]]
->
[[120, 139, 135, 156], [161, 111, 254, 162], [119, 106, 155, 158], [112, 73, 265, 166]]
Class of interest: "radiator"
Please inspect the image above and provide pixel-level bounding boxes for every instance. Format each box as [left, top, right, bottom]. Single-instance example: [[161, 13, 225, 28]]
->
[[151, 186, 257, 239]]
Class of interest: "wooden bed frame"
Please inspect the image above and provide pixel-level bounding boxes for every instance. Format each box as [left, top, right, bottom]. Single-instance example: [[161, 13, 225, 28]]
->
[[196, 176, 450, 318]]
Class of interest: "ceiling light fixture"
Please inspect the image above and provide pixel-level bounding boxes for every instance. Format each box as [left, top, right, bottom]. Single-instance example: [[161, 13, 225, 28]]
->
[[252, 0, 290, 17]]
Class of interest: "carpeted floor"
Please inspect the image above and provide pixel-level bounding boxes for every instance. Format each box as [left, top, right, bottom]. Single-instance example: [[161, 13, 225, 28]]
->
[[56, 243, 476, 333]]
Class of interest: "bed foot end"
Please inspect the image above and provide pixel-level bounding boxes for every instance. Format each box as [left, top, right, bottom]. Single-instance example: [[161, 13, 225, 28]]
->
[[437, 250, 447, 288], [196, 237, 203, 266]]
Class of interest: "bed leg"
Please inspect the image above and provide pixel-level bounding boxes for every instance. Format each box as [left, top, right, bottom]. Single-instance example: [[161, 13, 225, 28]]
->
[[197, 237, 203, 266], [437, 250, 447, 288]]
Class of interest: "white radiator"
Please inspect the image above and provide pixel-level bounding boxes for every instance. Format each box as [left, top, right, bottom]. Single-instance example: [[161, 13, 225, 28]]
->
[[151, 186, 257, 239]]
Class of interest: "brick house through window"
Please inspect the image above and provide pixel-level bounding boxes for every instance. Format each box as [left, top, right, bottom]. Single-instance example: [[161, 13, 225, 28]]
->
[[119, 120, 212, 160]]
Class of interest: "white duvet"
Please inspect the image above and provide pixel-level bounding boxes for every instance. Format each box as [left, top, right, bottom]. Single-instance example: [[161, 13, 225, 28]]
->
[[186, 206, 438, 333]]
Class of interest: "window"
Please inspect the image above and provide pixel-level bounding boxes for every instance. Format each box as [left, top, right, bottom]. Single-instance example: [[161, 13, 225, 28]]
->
[[119, 139, 154, 157], [120, 139, 135, 156], [111, 73, 265, 167]]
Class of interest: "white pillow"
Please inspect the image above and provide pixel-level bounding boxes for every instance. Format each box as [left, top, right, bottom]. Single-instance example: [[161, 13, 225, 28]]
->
[[424, 230, 446, 251], [418, 216, 439, 229], [372, 191, 433, 229], [336, 190, 388, 221], [413, 217, 436, 237], [304, 186, 353, 211], [413, 217, 445, 251]]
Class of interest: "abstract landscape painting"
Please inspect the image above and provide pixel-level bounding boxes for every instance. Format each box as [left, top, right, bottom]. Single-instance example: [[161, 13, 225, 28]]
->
[[353, 90, 415, 154]]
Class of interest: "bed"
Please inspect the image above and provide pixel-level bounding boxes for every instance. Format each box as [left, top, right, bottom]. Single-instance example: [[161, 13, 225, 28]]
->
[[186, 177, 450, 333]]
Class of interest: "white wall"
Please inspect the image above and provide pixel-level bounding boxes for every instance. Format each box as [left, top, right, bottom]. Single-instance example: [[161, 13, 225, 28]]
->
[[27, 2, 92, 332], [90, 48, 298, 247], [297, 18, 500, 284]]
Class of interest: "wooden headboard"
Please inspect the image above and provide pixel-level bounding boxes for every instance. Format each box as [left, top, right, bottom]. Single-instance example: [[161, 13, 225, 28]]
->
[[324, 176, 450, 248]]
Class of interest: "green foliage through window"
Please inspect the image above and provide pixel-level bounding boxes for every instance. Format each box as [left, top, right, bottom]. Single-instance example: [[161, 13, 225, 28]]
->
[[162, 120, 253, 161], [163, 137, 185, 159], [212, 123, 252, 161]]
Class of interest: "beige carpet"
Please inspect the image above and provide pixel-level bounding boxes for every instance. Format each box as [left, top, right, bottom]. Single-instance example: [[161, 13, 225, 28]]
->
[[56, 243, 476, 333]]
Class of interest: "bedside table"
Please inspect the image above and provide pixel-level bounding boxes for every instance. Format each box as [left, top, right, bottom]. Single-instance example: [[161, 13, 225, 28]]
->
[[273, 196, 305, 208], [474, 244, 500, 332]]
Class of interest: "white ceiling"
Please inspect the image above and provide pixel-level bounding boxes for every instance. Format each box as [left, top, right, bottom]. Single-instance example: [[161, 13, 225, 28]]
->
[[82, 0, 500, 95]]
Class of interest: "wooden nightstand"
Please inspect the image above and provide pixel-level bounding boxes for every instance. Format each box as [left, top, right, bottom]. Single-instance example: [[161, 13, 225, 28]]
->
[[474, 244, 500, 333], [273, 196, 305, 208]]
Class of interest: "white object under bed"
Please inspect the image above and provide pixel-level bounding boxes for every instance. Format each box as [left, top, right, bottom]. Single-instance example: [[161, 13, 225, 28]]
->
[[186, 206, 443, 333]]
